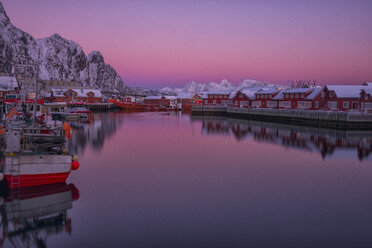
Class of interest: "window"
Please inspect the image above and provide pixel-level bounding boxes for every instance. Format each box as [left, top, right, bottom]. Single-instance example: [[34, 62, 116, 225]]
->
[[321, 92, 325, 98], [362, 103, 365, 109], [213, 100, 216, 104], [343, 101, 349, 109], [366, 95, 368, 100], [205, 100, 208, 104], [290, 94, 294, 98], [328, 101, 337, 110], [239, 93, 243, 98], [315, 101, 319, 108], [301, 93, 304, 98], [295, 93, 299, 98], [219, 95, 222, 98], [235, 100, 238, 105]]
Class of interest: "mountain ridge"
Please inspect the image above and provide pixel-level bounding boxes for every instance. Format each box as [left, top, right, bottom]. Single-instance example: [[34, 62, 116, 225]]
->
[[0, 1, 128, 93]]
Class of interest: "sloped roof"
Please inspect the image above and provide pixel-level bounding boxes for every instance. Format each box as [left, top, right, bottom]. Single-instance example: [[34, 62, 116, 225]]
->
[[177, 93, 195, 99], [282, 87, 315, 94], [255, 87, 281, 95], [0, 76, 18, 91], [234, 87, 262, 100], [305, 87, 323, 100], [206, 91, 231, 95], [51, 88, 102, 98], [145, 96, 163, 100], [325, 85, 372, 98], [361, 89, 372, 95], [272, 91, 284, 100]]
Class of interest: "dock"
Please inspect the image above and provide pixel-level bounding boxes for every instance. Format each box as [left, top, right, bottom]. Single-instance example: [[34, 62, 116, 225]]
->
[[191, 106, 372, 129]]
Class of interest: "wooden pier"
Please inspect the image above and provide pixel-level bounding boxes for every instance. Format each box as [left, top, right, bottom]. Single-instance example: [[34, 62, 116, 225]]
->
[[86, 103, 116, 112]]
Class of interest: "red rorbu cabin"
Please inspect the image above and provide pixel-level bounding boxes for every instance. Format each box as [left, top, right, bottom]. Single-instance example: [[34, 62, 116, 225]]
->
[[203, 91, 231, 106], [231, 88, 262, 108], [252, 88, 281, 108], [323, 85, 372, 111], [360, 89, 372, 112], [276, 87, 317, 110]]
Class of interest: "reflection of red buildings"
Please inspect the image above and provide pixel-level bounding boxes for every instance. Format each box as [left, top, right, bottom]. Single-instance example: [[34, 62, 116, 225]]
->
[[200, 118, 372, 161]]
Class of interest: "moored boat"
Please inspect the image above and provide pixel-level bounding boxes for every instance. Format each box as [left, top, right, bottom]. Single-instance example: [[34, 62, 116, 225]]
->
[[0, 127, 80, 188], [108, 99, 151, 110]]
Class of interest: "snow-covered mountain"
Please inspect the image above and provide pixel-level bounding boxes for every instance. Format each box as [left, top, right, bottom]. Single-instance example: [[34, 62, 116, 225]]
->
[[0, 2, 127, 93], [160, 79, 273, 95]]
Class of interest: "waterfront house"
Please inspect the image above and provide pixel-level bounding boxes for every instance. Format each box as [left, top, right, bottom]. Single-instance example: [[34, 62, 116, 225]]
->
[[176, 93, 201, 105], [277, 87, 317, 110], [48, 88, 103, 103], [303, 87, 325, 110], [253, 87, 281, 108], [360, 89, 372, 112], [203, 91, 231, 106], [144, 96, 167, 106], [323, 85, 371, 111], [231, 87, 262, 108]]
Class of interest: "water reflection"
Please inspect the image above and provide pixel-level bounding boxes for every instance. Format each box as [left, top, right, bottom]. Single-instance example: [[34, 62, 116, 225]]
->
[[193, 116, 372, 161], [0, 183, 79, 248], [66, 112, 124, 155]]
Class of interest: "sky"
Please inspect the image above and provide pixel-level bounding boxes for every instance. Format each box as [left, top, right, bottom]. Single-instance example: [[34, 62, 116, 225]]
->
[[2, 0, 372, 88]]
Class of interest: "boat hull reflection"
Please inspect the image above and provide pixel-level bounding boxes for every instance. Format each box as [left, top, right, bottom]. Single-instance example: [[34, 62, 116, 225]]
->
[[0, 183, 79, 247]]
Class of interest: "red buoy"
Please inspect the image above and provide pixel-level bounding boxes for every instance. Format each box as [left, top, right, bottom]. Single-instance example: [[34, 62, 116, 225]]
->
[[71, 161, 80, 170]]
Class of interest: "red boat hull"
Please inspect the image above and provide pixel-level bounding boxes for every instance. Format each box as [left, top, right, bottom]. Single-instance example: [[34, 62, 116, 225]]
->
[[108, 99, 150, 110], [5, 172, 70, 188]]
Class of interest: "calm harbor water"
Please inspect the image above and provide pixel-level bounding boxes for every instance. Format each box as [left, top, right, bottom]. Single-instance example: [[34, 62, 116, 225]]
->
[[2, 111, 372, 247]]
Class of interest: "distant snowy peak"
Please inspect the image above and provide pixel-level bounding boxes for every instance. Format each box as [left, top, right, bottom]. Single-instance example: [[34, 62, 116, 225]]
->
[[160, 79, 274, 96]]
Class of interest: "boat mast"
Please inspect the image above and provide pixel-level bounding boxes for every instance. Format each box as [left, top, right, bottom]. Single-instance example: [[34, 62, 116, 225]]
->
[[33, 65, 39, 122]]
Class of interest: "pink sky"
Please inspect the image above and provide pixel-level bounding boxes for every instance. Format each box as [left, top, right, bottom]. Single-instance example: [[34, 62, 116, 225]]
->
[[2, 0, 372, 88]]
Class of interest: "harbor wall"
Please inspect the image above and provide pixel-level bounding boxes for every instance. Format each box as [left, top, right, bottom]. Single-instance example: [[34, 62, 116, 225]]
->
[[191, 106, 372, 129]]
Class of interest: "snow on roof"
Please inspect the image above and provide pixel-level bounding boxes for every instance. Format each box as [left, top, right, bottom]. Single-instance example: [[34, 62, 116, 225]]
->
[[272, 91, 284, 100], [51, 88, 102, 98], [206, 91, 231, 95], [255, 87, 281, 95], [305, 87, 323, 100], [239, 87, 263, 100], [362, 89, 372, 95], [177, 93, 197, 99], [0, 76, 18, 91], [282, 87, 315, 94], [145, 96, 163, 100], [164, 96, 177, 100], [326, 85, 372, 98]]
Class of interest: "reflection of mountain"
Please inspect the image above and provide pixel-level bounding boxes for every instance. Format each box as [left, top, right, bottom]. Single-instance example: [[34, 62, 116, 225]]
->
[[66, 112, 124, 155], [194, 116, 372, 161], [0, 183, 79, 247]]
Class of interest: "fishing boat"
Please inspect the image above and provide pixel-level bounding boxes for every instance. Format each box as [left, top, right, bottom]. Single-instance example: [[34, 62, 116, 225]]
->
[[108, 99, 150, 110], [0, 126, 80, 188]]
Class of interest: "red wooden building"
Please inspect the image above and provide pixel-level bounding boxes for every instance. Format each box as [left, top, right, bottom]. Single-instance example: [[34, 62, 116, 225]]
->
[[47, 88, 103, 103], [323, 85, 369, 111], [231, 88, 262, 108], [275, 87, 317, 109], [202, 91, 231, 106], [360, 89, 372, 112], [298, 87, 325, 110], [252, 88, 281, 108]]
